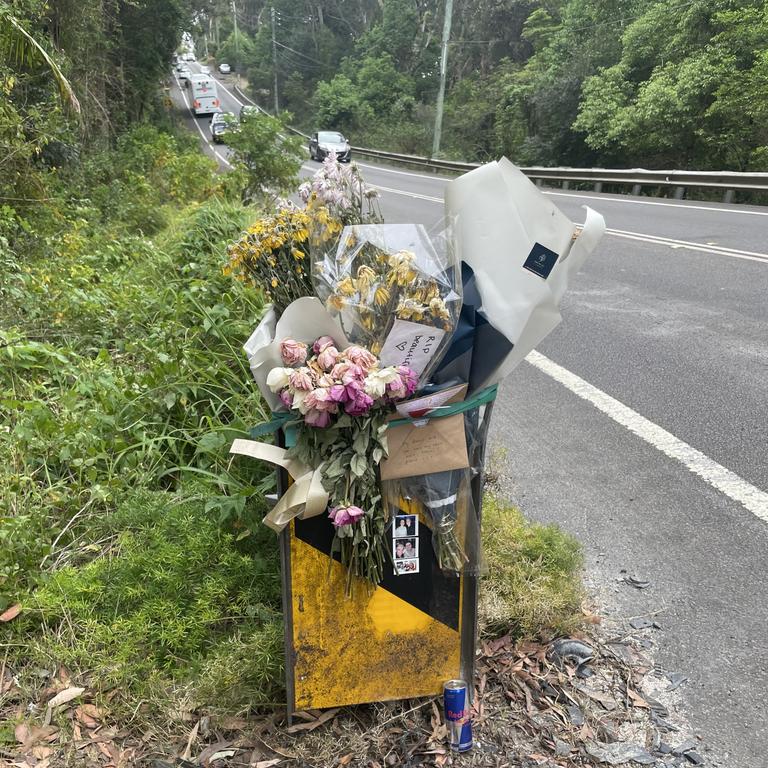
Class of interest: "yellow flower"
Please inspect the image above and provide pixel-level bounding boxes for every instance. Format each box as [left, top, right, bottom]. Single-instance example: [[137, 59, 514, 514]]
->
[[337, 276, 357, 296], [374, 285, 390, 306], [327, 294, 346, 311], [271, 278, 278, 288], [356, 265, 377, 297], [291, 248, 305, 260]]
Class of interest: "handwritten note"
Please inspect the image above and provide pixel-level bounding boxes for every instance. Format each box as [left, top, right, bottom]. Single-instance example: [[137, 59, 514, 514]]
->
[[379, 320, 446, 378]]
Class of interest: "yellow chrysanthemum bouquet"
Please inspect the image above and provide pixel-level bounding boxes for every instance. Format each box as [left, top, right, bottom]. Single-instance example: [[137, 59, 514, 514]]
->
[[313, 223, 461, 381]]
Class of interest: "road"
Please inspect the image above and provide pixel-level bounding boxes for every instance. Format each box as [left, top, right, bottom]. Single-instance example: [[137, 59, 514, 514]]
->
[[170, 68, 768, 766]]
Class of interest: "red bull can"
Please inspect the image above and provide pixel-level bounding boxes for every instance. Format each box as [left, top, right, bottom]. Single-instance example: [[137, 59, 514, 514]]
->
[[443, 679, 472, 752]]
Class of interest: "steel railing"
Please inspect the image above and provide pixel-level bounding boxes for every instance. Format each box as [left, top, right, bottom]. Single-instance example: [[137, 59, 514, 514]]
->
[[350, 146, 768, 203], [230, 84, 768, 203]]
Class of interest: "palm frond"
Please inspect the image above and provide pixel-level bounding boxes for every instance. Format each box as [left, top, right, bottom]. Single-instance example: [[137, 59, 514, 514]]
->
[[1, 11, 81, 114]]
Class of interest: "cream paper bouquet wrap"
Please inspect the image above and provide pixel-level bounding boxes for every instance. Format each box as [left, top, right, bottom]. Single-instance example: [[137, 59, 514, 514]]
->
[[444, 157, 606, 387]]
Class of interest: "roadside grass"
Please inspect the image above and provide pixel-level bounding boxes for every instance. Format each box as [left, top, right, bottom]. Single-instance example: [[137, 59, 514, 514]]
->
[[480, 494, 585, 639]]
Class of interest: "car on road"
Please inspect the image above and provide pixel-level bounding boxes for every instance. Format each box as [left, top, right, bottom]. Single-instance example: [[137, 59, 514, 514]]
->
[[178, 67, 192, 84], [218, 63, 231, 74], [308, 131, 351, 162], [239, 105, 259, 122], [210, 112, 236, 143], [200, 65, 211, 75], [183, 52, 196, 61]]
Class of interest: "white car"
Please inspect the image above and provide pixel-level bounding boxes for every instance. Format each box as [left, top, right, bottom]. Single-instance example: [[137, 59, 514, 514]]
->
[[200, 65, 211, 75], [218, 63, 231, 74]]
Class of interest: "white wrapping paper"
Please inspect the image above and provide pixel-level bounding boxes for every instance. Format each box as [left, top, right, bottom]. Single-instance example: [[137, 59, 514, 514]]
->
[[445, 158, 605, 387]]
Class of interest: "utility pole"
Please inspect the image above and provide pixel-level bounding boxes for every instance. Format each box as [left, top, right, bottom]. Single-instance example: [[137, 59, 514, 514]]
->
[[271, 6, 279, 113], [432, 0, 454, 158], [231, 1, 239, 69]]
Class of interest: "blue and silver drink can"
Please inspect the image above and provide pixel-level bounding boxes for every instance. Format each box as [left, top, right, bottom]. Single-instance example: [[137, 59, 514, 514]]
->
[[443, 679, 472, 752]]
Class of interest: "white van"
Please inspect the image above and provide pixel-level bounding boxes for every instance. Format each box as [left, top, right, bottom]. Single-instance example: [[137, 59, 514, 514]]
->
[[189, 75, 219, 116]]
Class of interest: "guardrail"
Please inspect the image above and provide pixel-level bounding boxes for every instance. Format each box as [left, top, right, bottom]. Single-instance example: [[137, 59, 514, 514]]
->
[[350, 146, 768, 204], [230, 84, 768, 204]]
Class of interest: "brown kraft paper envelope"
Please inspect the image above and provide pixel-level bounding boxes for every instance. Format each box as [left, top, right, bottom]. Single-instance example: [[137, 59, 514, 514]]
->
[[379, 412, 469, 481]]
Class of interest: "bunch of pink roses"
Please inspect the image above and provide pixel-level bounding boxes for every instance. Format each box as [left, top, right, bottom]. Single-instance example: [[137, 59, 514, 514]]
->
[[266, 335, 418, 429]]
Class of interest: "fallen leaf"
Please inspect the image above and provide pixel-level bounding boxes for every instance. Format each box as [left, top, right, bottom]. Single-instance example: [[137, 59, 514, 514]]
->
[[15, 722, 31, 744], [181, 719, 200, 761], [31, 745, 54, 759], [338, 754, 354, 766], [254, 760, 281, 768], [0, 603, 21, 622], [284, 708, 339, 734], [198, 741, 233, 766], [21, 725, 59, 748], [47, 686, 85, 710], [627, 688, 650, 708], [209, 748, 237, 763]]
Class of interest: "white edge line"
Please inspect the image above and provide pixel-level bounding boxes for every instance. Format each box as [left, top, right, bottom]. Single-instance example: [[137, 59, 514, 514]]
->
[[525, 350, 768, 523]]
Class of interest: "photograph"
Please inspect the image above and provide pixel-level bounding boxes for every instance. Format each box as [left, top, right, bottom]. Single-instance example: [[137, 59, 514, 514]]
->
[[393, 537, 418, 561], [393, 514, 418, 538], [395, 558, 419, 576]]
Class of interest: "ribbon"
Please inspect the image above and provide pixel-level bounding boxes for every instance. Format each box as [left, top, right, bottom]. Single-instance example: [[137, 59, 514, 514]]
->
[[229, 438, 329, 532]]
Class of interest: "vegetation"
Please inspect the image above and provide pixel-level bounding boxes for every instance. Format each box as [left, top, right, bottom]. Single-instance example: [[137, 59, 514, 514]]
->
[[194, 0, 768, 170]]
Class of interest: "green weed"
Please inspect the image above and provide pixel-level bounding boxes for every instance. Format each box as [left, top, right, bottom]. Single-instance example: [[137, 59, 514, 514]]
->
[[480, 495, 585, 639]]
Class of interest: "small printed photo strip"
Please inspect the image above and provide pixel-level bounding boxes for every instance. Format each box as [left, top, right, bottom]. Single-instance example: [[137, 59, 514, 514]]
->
[[392, 514, 418, 539], [395, 558, 419, 575], [393, 537, 418, 561]]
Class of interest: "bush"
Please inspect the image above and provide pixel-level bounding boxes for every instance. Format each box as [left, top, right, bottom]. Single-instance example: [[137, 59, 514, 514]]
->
[[480, 495, 584, 638], [19, 489, 283, 715]]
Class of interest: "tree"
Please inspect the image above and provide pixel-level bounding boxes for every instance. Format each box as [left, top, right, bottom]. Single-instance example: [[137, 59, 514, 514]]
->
[[224, 111, 304, 202]]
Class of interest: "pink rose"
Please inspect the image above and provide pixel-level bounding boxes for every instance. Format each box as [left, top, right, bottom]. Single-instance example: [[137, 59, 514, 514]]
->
[[328, 504, 365, 527], [280, 338, 307, 366], [386, 373, 406, 399], [305, 409, 332, 428], [341, 363, 365, 386], [305, 388, 337, 413], [328, 384, 348, 403], [330, 361, 351, 380], [279, 389, 293, 408], [317, 345, 340, 371], [289, 368, 313, 391], [313, 335, 336, 354], [344, 345, 377, 371], [397, 366, 418, 396], [344, 389, 374, 416]]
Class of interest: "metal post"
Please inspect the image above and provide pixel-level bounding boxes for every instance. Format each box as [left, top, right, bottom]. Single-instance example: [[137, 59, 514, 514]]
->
[[231, 1, 239, 66], [593, 181, 603, 193], [631, 184, 642, 196], [271, 6, 279, 113], [723, 189, 735, 204], [432, 0, 454, 158]]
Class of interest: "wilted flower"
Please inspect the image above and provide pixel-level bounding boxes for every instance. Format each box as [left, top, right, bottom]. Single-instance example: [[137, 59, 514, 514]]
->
[[305, 408, 331, 428], [345, 388, 374, 416], [317, 344, 340, 371], [364, 367, 400, 398], [397, 365, 419, 396], [345, 345, 377, 371], [313, 335, 336, 354], [280, 338, 307, 366], [266, 366, 293, 393], [328, 504, 365, 527], [279, 389, 293, 408], [289, 368, 313, 391]]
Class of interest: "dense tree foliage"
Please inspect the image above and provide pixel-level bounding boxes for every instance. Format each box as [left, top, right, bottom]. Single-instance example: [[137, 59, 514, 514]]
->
[[194, 0, 768, 169]]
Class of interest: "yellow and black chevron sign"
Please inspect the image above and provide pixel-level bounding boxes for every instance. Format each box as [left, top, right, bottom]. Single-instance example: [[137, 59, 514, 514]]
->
[[283, 500, 469, 710]]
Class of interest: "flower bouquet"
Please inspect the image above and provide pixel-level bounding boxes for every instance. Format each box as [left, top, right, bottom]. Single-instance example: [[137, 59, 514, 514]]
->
[[266, 334, 417, 593], [313, 223, 462, 382]]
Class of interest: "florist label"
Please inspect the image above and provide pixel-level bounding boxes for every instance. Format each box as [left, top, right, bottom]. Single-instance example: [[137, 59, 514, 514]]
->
[[379, 320, 446, 378], [522, 242, 559, 280]]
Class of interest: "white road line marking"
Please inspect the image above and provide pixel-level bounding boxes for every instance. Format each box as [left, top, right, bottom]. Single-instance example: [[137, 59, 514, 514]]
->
[[546, 190, 768, 217], [607, 230, 768, 264], [173, 75, 232, 168], [525, 350, 768, 523], [356, 161, 449, 183], [372, 184, 768, 263]]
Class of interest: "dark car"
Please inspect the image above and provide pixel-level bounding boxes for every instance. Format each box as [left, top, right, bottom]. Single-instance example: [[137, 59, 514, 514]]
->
[[210, 111, 236, 143], [239, 105, 260, 122], [309, 131, 351, 162]]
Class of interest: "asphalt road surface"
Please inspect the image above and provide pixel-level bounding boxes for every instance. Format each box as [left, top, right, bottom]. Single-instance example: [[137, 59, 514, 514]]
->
[[170, 67, 768, 766]]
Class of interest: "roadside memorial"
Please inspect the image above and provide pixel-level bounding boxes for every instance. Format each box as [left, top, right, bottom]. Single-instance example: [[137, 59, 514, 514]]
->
[[225, 155, 605, 719]]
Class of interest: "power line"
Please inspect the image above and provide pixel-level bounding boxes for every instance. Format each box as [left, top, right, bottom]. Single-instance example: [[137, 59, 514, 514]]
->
[[273, 39, 328, 68]]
